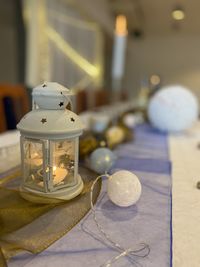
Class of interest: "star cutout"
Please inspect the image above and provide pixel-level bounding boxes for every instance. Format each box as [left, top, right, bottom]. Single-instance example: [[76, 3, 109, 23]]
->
[[70, 117, 75, 122], [42, 83, 47, 88], [59, 101, 64, 107], [41, 118, 47, 124], [197, 181, 200, 189], [60, 92, 63, 95]]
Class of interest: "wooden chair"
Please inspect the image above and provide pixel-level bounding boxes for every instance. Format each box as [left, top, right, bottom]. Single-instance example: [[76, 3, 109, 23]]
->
[[75, 89, 110, 113], [75, 90, 88, 114], [0, 84, 30, 132], [93, 89, 110, 107]]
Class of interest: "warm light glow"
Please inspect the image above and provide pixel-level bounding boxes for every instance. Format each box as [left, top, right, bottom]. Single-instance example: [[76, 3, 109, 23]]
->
[[150, 75, 161, 86], [46, 26, 100, 77], [52, 166, 68, 184], [53, 166, 57, 172], [53, 166, 57, 175], [172, 9, 185, 20], [115, 15, 128, 36]]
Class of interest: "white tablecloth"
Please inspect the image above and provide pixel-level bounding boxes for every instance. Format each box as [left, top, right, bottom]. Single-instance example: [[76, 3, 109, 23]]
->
[[170, 121, 200, 267], [0, 130, 20, 172]]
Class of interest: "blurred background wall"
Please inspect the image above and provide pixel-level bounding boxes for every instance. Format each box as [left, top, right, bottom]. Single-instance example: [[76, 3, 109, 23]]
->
[[0, 0, 25, 83], [125, 35, 200, 98], [0, 0, 200, 99]]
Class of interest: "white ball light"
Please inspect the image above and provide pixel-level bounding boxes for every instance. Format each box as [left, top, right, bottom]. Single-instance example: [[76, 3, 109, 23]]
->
[[123, 113, 144, 128], [107, 170, 142, 207], [148, 85, 199, 132]]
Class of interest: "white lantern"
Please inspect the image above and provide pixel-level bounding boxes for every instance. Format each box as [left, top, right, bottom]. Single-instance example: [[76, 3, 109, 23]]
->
[[17, 82, 84, 203]]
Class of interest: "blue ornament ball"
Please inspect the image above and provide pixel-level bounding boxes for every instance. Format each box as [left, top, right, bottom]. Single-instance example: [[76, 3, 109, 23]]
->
[[89, 148, 117, 174]]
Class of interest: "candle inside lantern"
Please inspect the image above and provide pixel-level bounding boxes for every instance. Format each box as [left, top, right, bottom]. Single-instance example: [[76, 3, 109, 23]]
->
[[52, 166, 68, 185], [53, 165, 57, 174], [37, 166, 68, 187]]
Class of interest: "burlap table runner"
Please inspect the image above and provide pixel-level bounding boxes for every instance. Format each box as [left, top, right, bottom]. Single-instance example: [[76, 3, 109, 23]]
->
[[0, 166, 101, 267]]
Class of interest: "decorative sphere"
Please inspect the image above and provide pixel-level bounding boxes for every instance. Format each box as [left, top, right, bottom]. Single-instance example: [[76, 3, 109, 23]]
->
[[107, 170, 142, 207], [91, 113, 110, 133], [106, 126, 125, 147], [148, 85, 199, 132], [89, 148, 116, 174], [123, 112, 144, 128]]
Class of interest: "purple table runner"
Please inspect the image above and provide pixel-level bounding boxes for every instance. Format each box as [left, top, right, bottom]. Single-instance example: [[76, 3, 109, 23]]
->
[[9, 124, 172, 267]]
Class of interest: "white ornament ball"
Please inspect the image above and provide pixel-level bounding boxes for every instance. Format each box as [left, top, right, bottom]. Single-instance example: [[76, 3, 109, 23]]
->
[[148, 85, 199, 132], [107, 170, 142, 207], [123, 113, 144, 128]]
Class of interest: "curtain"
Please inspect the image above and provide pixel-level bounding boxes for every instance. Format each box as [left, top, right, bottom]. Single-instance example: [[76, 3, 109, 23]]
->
[[24, 0, 104, 90]]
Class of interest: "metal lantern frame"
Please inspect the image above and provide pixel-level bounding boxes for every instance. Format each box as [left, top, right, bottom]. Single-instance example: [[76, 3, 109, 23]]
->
[[17, 82, 84, 203]]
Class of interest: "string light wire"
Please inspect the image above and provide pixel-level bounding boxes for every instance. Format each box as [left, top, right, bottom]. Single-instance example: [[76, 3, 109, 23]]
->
[[90, 174, 150, 266]]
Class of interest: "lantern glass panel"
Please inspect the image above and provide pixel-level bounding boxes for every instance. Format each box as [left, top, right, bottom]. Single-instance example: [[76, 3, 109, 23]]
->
[[23, 139, 44, 191], [51, 139, 76, 189]]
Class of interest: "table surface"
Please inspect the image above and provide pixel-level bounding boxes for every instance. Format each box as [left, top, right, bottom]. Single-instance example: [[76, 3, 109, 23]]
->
[[1, 122, 200, 267], [170, 122, 200, 267]]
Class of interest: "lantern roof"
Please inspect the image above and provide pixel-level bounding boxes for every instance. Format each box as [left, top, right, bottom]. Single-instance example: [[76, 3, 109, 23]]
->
[[17, 82, 84, 138], [33, 82, 70, 96], [17, 109, 84, 138], [32, 82, 73, 110]]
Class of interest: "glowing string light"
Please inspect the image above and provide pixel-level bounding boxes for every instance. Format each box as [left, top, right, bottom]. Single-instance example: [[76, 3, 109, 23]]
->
[[46, 26, 100, 77], [172, 9, 185, 20]]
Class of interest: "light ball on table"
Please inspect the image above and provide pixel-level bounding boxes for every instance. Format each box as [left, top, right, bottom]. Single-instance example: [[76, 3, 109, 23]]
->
[[122, 112, 144, 128], [89, 148, 117, 174], [148, 85, 199, 132], [105, 126, 125, 148], [91, 113, 110, 134], [107, 170, 142, 207]]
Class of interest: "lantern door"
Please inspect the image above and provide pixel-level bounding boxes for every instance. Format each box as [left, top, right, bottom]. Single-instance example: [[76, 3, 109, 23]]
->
[[21, 137, 47, 192], [49, 138, 78, 191]]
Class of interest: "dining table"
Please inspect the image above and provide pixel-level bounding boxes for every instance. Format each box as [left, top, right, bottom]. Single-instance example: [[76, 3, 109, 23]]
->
[[1, 120, 200, 267]]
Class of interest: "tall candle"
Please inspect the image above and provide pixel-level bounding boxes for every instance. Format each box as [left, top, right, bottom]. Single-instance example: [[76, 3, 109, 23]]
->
[[112, 15, 128, 91]]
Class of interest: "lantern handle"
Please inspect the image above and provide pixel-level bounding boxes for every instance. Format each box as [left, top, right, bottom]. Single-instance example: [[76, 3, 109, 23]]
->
[[63, 93, 74, 111], [32, 99, 38, 110], [32, 93, 74, 111]]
